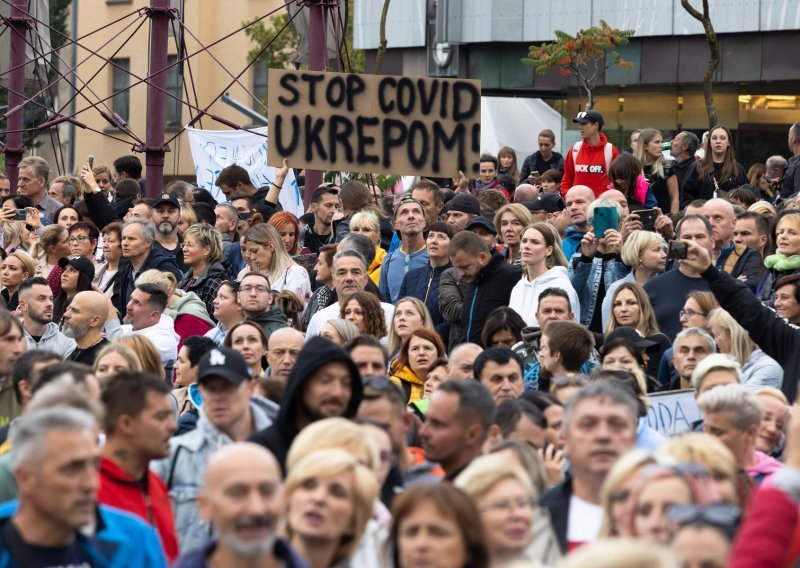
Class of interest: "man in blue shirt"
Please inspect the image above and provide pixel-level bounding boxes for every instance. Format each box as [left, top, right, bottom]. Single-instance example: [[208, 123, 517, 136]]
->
[[379, 197, 429, 303]]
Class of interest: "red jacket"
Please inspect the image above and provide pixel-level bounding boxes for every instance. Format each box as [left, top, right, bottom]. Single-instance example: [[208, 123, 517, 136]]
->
[[98, 455, 179, 562], [728, 485, 798, 568], [560, 133, 619, 198]]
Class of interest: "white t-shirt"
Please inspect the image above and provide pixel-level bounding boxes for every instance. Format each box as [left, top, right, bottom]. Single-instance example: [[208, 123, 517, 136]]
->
[[566, 494, 603, 550]]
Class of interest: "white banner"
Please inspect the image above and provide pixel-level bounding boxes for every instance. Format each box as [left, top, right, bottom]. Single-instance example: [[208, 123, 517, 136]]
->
[[645, 389, 701, 437], [186, 126, 304, 217]]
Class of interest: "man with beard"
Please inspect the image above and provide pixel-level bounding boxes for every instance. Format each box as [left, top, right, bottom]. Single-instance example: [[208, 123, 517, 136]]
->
[[238, 272, 288, 340], [152, 346, 276, 552], [150, 194, 186, 272], [105, 282, 179, 366], [539, 381, 638, 552], [64, 290, 110, 366], [249, 336, 362, 474], [99, 372, 179, 562], [173, 443, 307, 568], [17, 277, 76, 359]]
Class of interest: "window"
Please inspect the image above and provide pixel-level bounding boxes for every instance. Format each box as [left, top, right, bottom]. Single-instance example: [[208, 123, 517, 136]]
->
[[253, 63, 267, 104], [166, 54, 182, 126], [111, 58, 130, 124]]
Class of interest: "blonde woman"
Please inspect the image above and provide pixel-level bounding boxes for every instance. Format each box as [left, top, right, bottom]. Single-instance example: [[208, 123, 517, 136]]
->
[[708, 307, 783, 390], [284, 448, 379, 568], [455, 454, 547, 567], [386, 296, 434, 356], [239, 223, 311, 307], [635, 128, 679, 213], [115, 335, 164, 380], [493, 203, 532, 266], [755, 387, 789, 457], [349, 211, 386, 285], [509, 222, 578, 326], [1, 251, 35, 310], [93, 343, 142, 387], [178, 223, 227, 319], [177, 201, 196, 235], [602, 230, 666, 330], [598, 449, 657, 537]]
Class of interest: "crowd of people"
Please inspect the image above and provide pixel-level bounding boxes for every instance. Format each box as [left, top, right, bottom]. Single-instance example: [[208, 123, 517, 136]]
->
[[0, 114, 799, 567]]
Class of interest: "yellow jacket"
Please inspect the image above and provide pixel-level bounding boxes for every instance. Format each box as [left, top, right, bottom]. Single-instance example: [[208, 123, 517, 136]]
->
[[389, 363, 425, 405], [369, 247, 387, 286]]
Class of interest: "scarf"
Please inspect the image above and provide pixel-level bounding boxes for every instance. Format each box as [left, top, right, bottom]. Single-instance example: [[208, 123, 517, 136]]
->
[[764, 252, 800, 272]]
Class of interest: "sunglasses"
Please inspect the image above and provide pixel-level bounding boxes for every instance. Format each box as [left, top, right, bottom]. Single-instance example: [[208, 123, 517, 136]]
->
[[550, 374, 590, 388], [667, 502, 741, 529]]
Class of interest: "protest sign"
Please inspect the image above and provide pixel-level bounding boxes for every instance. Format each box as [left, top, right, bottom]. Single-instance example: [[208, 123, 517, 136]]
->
[[267, 69, 481, 179], [645, 389, 701, 437], [186, 126, 304, 217]]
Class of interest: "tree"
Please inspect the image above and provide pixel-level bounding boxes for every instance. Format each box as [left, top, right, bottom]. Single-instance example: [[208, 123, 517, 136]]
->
[[245, 12, 300, 103], [523, 20, 635, 111], [372, 0, 391, 74], [681, 0, 719, 130]]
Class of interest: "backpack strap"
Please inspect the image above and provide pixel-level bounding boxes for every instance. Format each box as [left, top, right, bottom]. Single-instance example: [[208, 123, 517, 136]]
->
[[604, 143, 613, 176], [165, 445, 185, 490], [571, 141, 583, 162]]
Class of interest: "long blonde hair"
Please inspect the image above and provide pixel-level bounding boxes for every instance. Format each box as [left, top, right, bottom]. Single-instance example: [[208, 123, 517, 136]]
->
[[243, 223, 296, 285], [386, 297, 434, 356], [707, 307, 756, 366]]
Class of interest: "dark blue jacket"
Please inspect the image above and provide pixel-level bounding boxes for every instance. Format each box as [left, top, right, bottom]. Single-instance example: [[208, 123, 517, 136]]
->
[[398, 261, 452, 335], [173, 537, 309, 568], [112, 245, 182, 315], [0, 500, 167, 568]]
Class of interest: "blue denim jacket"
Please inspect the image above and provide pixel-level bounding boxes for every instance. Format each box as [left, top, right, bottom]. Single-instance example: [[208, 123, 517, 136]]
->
[[569, 253, 630, 327]]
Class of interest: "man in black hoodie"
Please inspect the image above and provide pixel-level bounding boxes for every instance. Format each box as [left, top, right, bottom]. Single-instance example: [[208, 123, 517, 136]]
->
[[248, 336, 362, 474], [112, 219, 181, 316], [448, 231, 521, 345]]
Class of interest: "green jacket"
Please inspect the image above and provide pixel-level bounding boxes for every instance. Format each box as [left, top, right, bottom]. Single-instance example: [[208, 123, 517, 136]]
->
[[245, 307, 288, 341], [0, 378, 18, 431]]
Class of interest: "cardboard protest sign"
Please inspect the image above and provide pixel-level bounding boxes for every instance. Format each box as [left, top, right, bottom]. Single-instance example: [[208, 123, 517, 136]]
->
[[645, 389, 701, 437], [268, 69, 481, 178]]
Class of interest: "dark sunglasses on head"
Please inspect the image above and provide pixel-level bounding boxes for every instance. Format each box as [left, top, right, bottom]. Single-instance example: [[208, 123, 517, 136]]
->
[[667, 502, 741, 530]]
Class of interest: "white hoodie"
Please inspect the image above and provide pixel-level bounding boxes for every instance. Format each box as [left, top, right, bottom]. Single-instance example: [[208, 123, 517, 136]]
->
[[105, 313, 180, 364], [509, 266, 581, 327]]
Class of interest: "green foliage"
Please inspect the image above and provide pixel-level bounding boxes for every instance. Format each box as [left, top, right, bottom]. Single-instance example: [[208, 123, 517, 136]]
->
[[523, 20, 635, 110], [48, 0, 71, 79], [324, 171, 400, 195], [245, 12, 301, 89]]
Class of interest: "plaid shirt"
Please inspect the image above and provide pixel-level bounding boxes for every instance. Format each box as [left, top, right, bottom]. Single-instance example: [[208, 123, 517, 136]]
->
[[177, 262, 228, 321]]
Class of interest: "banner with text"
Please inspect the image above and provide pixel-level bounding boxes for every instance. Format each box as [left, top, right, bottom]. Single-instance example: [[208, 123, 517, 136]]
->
[[645, 389, 701, 437], [267, 69, 481, 178], [186, 126, 304, 216]]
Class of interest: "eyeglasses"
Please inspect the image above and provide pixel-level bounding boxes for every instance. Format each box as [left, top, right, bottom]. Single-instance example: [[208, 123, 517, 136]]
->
[[239, 285, 270, 294], [679, 309, 707, 319], [68, 236, 90, 243], [550, 374, 589, 388], [667, 502, 741, 529], [481, 496, 537, 514]]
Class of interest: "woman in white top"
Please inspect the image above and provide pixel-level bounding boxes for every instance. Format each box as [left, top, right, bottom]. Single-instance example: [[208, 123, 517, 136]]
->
[[509, 222, 580, 327], [238, 222, 311, 307]]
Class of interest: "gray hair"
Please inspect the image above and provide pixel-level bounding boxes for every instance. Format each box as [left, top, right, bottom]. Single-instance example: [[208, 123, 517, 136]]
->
[[766, 155, 788, 172], [681, 131, 700, 155], [11, 406, 96, 470], [338, 233, 376, 266], [324, 318, 361, 343], [587, 198, 624, 225], [697, 383, 763, 432], [122, 218, 156, 244], [27, 378, 105, 424], [19, 156, 50, 184], [333, 248, 367, 270], [563, 381, 639, 432], [673, 327, 716, 354], [690, 353, 742, 391]]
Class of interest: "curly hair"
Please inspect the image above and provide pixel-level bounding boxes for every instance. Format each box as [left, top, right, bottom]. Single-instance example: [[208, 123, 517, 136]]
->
[[340, 291, 388, 338]]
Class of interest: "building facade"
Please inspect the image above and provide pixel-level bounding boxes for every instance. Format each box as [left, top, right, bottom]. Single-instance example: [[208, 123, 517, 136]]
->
[[354, 0, 800, 165]]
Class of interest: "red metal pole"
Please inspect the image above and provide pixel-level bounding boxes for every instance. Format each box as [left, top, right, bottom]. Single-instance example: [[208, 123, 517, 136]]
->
[[139, 0, 173, 198], [4, 0, 30, 193], [303, 0, 328, 210]]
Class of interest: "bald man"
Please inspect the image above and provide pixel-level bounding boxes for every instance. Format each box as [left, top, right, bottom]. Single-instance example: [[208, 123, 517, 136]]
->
[[184, 443, 307, 567], [702, 198, 762, 290], [265, 327, 305, 384], [563, 185, 595, 259], [448, 343, 484, 380], [513, 183, 539, 203], [64, 290, 110, 365]]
